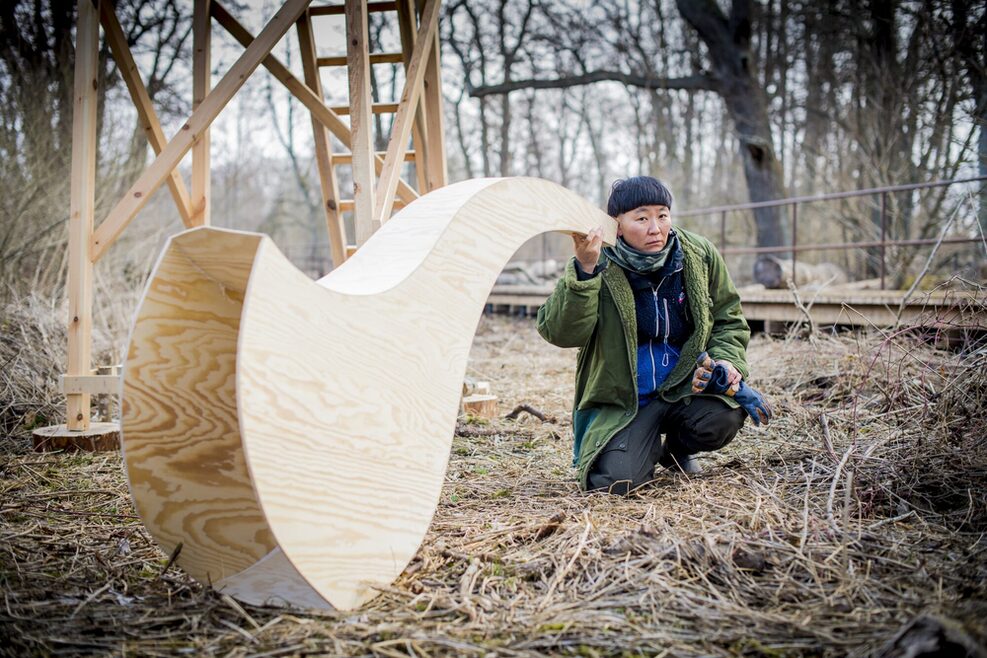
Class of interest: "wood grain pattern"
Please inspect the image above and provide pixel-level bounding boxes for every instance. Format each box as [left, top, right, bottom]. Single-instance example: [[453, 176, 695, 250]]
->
[[123, 177, 616, 610], [122, 230, 275, 583]]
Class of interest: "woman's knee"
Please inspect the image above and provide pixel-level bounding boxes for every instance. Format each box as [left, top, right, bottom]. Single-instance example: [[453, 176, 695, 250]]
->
[[587, 450, 653, 494], [677, 406, 746, 452]]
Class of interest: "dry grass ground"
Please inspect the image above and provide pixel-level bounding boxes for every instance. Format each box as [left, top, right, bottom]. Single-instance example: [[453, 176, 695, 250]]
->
[[1, 309, 986, 657]]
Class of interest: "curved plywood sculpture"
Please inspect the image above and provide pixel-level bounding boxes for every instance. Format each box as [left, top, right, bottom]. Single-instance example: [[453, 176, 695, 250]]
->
[[121, 177, 617, 610]]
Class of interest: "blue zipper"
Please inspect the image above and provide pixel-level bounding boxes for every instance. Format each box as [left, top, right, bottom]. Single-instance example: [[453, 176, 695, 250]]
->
[[662, 298, 671, 367], [651, 284, 663, 391]]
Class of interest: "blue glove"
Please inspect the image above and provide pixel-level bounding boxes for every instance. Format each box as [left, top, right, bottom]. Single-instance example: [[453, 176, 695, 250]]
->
[[694, 352, 772, 426], [733, 381, 772, 426]]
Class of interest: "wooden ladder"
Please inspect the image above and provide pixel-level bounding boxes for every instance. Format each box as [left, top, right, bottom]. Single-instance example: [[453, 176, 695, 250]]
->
[[297, 0, 446, 264]]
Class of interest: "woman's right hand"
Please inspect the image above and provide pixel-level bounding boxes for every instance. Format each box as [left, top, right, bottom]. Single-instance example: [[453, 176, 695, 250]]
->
[[573, 226, 604, 274]]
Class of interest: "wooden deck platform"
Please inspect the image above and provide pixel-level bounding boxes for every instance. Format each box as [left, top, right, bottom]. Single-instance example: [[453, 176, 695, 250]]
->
[[486, 285, 987, 328]]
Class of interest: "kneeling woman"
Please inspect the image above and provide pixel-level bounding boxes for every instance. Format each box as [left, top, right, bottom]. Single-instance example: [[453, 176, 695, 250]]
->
[[537, 176, 771, 494]]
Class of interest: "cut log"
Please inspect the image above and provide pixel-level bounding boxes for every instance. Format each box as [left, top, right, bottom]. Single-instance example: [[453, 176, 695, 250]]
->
[[32, 422, 120, 452], [462, 394, 498, 419], [754, 255, 848, 289]]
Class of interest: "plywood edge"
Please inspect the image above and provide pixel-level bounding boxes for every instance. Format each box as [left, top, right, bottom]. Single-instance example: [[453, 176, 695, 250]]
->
[[317, 177, 505, 295]]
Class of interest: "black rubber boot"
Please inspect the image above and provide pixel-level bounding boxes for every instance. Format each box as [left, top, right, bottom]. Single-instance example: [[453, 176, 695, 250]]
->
[[659, 450, 703, 475]]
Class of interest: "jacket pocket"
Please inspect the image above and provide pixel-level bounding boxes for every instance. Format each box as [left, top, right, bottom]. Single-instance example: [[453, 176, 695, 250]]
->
[[572, 407, 601, 466]]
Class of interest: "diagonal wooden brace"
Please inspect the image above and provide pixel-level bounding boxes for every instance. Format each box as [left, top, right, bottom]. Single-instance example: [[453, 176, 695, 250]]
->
[[91, 0, 312, 262]]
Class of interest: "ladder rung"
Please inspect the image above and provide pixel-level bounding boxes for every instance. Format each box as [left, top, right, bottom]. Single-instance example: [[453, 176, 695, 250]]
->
[[330, 103, 399, 116], [318, 52, 405, 67], [338, 198, 407, 212], [333, 151, 416, 165], [310, 2, 397, 16]]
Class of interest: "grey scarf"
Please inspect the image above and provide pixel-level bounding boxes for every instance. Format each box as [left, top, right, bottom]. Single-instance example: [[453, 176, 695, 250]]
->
[[604, 231, 677, 274]]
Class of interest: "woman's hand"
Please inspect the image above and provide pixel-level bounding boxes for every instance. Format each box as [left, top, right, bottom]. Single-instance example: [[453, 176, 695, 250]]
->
[[714, 359, 742, 387], [573, 226, 604, 274]]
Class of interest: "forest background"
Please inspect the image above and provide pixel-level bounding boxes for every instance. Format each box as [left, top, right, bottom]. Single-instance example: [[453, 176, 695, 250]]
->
[[1, 0, 985, 300]]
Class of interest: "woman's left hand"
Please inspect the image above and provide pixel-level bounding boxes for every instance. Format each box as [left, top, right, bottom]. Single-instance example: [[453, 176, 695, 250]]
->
[[715, 360, 742, 387]]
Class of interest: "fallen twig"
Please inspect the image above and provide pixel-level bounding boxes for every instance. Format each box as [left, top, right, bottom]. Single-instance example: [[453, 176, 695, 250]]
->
[[505, 404, 556, 423]]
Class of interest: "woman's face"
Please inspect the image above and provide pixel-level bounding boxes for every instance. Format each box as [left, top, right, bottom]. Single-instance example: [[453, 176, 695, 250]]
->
[[616, 205, 672, 253]]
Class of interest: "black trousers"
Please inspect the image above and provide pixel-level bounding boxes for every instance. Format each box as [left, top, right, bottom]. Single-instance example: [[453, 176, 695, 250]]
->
[[586, 396, 745, 494]]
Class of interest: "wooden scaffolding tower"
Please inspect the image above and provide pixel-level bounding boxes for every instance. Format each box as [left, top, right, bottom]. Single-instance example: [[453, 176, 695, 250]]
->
[[42, 0, 447, 444]]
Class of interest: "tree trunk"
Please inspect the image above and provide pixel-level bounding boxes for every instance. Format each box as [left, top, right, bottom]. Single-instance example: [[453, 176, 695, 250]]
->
[[676, 0, 787, 249]]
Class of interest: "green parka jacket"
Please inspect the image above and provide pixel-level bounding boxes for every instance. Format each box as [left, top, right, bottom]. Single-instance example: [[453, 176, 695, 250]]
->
[[536, 228, 750, 490]]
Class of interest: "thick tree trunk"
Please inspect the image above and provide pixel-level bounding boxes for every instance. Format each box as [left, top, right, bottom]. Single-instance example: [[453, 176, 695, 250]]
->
[[949, 0, 987, 237], [676, 0, 786, 249]]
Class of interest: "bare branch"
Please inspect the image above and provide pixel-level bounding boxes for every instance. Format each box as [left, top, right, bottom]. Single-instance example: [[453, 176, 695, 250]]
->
[[470, 70, 715, 97]]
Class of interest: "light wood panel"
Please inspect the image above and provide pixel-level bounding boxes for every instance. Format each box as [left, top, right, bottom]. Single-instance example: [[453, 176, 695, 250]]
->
[[122, 177, 615, 610], [213, 548, 332, 609], [240, 178, 614, 609], [122, 230, 276, 583]]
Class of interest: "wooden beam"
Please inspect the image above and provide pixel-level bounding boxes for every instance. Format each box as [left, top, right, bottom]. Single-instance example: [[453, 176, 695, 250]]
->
[[309, 1, 397, 15], [67, 0, 100, 430], [99, 2, 194, 227], [297, 10, 347, 268], [61, 375, 120, 395], [329, 103, 399, 115], [346, 0, 376, 245], [338, 197, 406, 212], [317, 52, 404, 67], [333, 151, 416, 164], [92, 0, 311, 261], [374, 0, 439, 224], [396, 0, 429, 193], [421, 10, 447, 191], [191, 0, 212, 226], [210, 2, 418, 204]]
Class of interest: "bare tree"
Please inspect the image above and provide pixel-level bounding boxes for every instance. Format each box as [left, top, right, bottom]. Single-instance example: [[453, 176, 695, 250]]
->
[[0, 0, 189, 295]]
